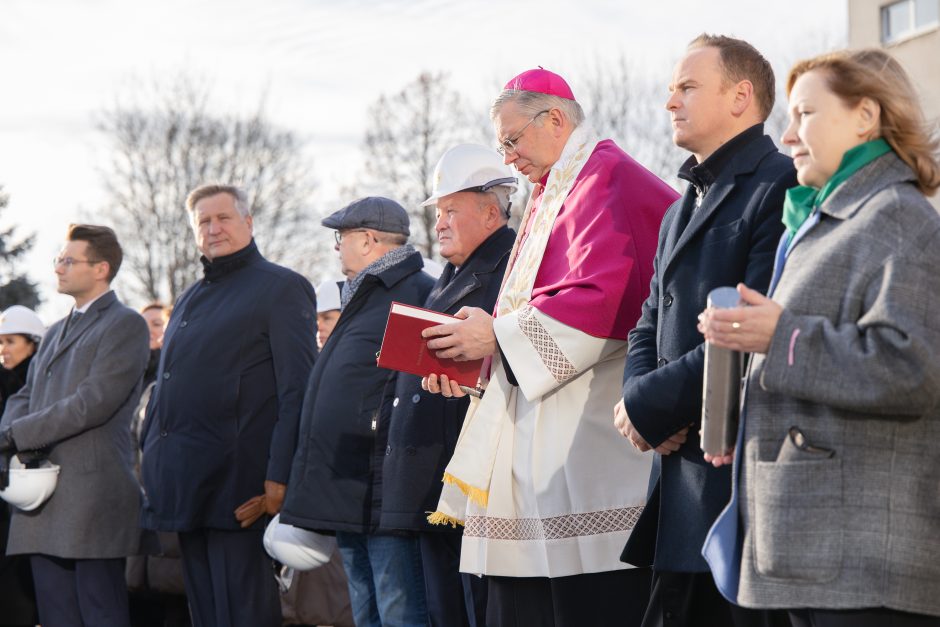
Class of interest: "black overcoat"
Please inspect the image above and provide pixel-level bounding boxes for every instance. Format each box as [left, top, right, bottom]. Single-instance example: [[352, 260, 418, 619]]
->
[[140, 241, 317, 531], [280, 249, 434, 533], [379, 226, 515, 531], [621, 133, 796, 572]]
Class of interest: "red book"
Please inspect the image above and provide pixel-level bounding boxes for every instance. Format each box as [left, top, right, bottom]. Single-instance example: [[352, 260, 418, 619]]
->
[[377, 302, 483, 387]]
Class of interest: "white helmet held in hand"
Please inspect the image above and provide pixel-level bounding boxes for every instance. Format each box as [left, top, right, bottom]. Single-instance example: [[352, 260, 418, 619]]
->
[[0, 457, 60, 511], [421, 144, 517, 209], [263, 514, 336, 571]]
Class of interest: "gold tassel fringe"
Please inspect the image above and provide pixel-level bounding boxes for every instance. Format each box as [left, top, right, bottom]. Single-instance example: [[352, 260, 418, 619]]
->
[[442, 473, 489, 508], [426, 510, 464, 527]]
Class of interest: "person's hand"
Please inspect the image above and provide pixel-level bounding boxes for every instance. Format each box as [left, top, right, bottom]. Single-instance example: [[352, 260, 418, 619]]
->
[[234, 494, 266, 528], [0, 426, 16, 454], [698, 283, 782, 354], [704, 448, 735, 468], [422, 373, 466, 398], [614, 399, 689, 455], [264, 480, 287, 515], [423, 307, 496, 362]]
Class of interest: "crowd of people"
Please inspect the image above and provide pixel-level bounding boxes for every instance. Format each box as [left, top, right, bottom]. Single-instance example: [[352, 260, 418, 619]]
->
[[1, 31, 939, 627]]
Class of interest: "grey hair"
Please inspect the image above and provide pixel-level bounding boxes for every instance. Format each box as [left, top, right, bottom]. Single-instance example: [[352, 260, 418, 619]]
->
[[490, 90, 585, 128], [477, 187, 513, 219], [185, 184, 251, 218]]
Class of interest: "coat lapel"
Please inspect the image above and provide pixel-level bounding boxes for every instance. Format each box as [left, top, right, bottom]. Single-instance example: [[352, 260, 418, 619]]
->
[[48, 291, 115, 366], [662, 135, 777, 277]]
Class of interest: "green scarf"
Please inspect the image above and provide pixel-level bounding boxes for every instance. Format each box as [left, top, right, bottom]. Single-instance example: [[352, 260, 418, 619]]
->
[[782, 138, 892, 239]]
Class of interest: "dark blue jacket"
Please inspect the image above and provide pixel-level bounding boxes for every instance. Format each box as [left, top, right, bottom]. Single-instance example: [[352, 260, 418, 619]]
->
[[621, 133, 796, 572], [140, 240, 317, 531], [280, 249, 434, 533], [379, 227, 515, 532]]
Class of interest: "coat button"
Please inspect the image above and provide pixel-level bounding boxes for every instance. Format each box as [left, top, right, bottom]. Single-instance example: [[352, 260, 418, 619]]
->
[[160, 430, 168, 437], [663, 293, 673, 307], [393, 397, 399, 407], [46, 370, 52, 378], [163, 372, 171, 380], [180, 320, 188, 328], [657, 357, 668, 367], [405, 446, 416, 456], [412, 394, 420, 404], [386, 445, 392, 455]]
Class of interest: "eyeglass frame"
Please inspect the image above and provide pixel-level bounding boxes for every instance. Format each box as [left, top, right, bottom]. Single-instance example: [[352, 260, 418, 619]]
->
[[333, 228, 370, 245], [53, 256, 101, 269], [496, 109, 551, 156]]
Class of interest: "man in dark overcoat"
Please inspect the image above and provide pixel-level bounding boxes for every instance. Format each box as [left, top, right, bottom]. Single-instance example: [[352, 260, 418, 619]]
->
[[140, 184, 317, 627], [379, 144, 516, 627], [0, 224, 150, 626], [617, 35, 797, 627], [280, 196, 434, 627]]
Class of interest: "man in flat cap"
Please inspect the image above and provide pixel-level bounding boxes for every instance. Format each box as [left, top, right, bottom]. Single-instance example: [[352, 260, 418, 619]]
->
[[140, 184, 318, 627], [422, 69, 678, 625], [280, 197, 434, 627]]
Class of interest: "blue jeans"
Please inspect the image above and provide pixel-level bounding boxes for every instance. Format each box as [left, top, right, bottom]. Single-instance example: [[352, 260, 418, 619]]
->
[[335, 531, 427, 627]]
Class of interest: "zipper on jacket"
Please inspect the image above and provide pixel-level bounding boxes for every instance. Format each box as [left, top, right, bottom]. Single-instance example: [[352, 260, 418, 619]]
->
[[371, 414, 377, 431]]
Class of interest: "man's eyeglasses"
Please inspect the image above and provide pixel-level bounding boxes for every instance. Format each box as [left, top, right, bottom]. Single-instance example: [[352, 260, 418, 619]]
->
[[53, 256, 99, 269], [334, 229, 369, 245], [496, 109, 550, 156]]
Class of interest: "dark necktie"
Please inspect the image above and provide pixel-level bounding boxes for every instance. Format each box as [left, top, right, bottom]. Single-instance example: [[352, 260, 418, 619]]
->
[[65, 310, 83, 337]]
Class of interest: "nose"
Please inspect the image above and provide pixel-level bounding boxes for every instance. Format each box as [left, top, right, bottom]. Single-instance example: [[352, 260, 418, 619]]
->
[[207, 219, 221, 234], [334, 241, 340, 252], [781, 115, 799, 147], [665, 90, 679, 112], [434, 213, 448, 233], [503, 151, 517, 166]]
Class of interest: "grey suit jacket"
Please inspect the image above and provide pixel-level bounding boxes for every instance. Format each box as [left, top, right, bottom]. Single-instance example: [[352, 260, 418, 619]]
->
[[1, 290, 150, 559], [737, 153, 940, 616]]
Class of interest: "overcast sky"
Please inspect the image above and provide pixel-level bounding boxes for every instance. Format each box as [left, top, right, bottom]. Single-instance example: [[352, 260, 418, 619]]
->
[[0, 0, 847, 320]]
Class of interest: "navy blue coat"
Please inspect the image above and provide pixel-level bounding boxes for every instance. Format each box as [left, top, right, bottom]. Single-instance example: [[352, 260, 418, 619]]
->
[[280, 249, 434, 533], [140, 241, 317, 531], [621, 133, 796, 572], [379, 227, 515, 532]]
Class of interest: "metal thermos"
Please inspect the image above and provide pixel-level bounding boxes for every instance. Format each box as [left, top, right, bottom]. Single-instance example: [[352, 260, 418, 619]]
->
[[701, 287, 743, 457]]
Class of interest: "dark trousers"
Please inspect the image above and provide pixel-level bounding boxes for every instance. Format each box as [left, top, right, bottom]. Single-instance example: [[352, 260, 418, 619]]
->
[[30, 554, 130, 627], [641, 570, 791, 627], [178, 528, 281, 627], [418, 531, 487, 627], [486, 567, 652, 627], [788, 608, 940, 627]]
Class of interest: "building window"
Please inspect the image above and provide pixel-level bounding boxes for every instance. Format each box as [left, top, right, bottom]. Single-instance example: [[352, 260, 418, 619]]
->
[[882, 0, 939, 43]]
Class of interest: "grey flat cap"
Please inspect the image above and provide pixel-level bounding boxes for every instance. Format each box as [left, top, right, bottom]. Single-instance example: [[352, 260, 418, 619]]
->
[[321, 196, 410, 236]]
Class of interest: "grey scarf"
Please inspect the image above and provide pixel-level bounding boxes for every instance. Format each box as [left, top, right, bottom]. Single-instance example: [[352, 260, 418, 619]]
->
[[341, 244, 417, 310]]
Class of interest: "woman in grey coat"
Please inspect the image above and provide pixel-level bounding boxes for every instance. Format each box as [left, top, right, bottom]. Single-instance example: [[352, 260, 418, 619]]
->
[[699, 49, 940, 626]]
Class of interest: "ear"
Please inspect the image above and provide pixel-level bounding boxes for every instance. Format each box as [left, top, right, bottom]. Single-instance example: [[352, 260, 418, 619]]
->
[[546, 107, 566, 135], [856, 97, 881, 138], [95, 261, 112, 283], [730, 79, 754, 117], [245, 214, 254, 233]]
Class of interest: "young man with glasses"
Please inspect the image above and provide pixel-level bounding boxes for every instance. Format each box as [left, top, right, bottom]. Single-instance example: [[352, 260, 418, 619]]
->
[[421, 69, 677, 626], [0, 224, 150, 627]]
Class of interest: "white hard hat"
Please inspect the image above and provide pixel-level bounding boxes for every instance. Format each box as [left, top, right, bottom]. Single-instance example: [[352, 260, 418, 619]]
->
[[421, 144, 517, 207], [0, 306, 45, 341], [315, 279, 343, 313], [263, 514, 336, 571], [0, 457, 60, 511]]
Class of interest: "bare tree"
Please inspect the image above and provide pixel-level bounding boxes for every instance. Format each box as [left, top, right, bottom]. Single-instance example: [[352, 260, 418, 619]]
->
[[96, 74, 322, 304], [358, 72, 488, 257], [0, 186, 40, 310], [580, 54, 680, 189]]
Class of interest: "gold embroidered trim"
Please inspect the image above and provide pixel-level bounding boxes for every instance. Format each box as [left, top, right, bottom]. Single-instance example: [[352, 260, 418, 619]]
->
[[463, 506, 643, 541], [517, 306, 578, 383]]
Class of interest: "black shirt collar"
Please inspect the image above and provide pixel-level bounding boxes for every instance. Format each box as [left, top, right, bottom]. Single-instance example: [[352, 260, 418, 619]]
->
[[678, 123, 764, 197], [200, 239, 261, 281]]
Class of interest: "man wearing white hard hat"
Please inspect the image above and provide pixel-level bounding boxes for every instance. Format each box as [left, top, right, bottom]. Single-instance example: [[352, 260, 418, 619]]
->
[[379, 144, 517, 626], [0, 224, 150, 627], [421, 69, 678, 625], [315, 278, 343, 349]]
